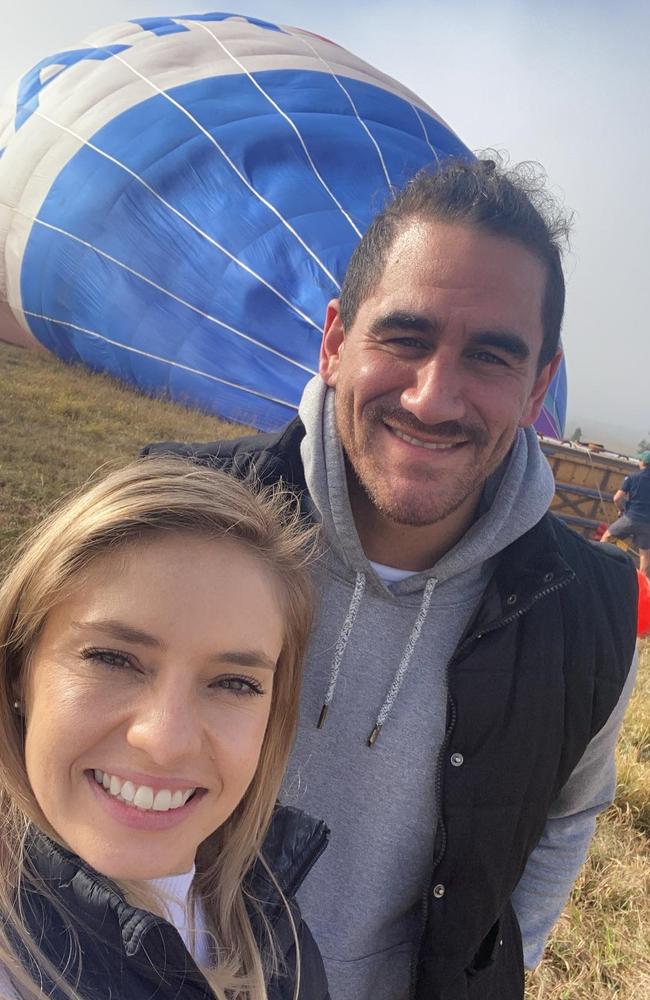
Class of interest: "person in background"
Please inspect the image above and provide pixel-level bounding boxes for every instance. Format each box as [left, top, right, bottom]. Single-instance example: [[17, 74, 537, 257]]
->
[[143, 158, 638, 1000], [601, 450, 650, 577], [0, 458, 328, 1000]]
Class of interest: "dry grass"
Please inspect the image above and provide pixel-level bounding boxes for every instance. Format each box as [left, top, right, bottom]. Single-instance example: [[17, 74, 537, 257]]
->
[[0, 340, 249, 569], [1, 340, 649, 997]]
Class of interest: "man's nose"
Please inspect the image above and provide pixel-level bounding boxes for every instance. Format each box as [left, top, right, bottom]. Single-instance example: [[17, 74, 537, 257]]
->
[[400, 353, 467, 426], [125, 690, 204, 767]]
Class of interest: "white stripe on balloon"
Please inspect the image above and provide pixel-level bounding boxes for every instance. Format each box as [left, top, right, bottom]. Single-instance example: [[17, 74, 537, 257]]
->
[[410, 104, 441, 166]]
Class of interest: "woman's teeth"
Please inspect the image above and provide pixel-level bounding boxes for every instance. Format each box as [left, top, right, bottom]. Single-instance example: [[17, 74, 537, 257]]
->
[[93, 770, 195, 812]]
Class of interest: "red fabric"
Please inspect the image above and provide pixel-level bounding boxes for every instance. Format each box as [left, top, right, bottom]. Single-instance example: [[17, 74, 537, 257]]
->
[[637, 571, 650, 637]]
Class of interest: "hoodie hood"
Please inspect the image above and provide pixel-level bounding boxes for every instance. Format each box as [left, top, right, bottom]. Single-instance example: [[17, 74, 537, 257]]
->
[[298, 374, 556, 594]]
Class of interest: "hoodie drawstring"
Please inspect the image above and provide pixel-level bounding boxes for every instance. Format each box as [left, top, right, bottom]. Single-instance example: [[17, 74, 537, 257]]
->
[[317, 571, 367, 729], [317, 573, 438, 747], [368, 577, 437, 746]]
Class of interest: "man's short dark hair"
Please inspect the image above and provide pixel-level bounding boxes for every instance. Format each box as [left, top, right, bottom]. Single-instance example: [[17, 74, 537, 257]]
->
[[338, 155, 572, 369]]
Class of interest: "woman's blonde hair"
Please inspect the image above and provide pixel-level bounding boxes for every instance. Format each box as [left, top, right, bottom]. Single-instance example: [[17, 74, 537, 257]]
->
[[0, 456, 317, 1000]]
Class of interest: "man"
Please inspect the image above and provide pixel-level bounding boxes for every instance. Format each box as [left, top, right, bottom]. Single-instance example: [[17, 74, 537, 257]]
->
[[601, 450, 650, 577], [143, 158, 638, 1000]]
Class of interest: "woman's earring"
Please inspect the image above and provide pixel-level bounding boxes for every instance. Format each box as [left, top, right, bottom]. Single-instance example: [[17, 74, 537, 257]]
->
[[13, 700, 21, 711]]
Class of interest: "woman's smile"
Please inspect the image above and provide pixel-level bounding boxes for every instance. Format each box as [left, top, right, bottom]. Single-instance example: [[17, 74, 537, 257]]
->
[[92, 768, 200, 810], [86, 769, 208, 832]]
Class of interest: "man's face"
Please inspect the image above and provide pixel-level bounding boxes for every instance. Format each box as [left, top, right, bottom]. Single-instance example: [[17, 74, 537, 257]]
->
[[320, 220, 561, 527]]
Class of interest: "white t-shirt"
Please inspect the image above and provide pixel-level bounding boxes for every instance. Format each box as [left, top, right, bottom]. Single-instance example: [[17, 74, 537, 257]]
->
[[368, 559, 417, 584], [149, 867, 211, 965]]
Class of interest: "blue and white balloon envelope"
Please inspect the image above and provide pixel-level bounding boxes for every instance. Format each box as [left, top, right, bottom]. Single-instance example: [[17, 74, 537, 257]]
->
[[0, 12, 567, 436]]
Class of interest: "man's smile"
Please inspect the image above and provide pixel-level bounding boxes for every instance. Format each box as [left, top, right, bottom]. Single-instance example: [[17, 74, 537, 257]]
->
[[387, 425, 468, 451]]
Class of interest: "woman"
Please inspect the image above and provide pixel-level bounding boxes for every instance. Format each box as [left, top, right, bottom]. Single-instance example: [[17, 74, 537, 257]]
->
[[0, 457, 328, 1000]]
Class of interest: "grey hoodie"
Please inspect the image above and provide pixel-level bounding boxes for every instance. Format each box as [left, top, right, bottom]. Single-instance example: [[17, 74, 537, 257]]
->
[[280, 377, 636, 1000]]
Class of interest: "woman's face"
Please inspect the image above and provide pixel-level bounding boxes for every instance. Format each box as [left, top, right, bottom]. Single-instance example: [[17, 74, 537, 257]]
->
[[23, 533, 284, 881]]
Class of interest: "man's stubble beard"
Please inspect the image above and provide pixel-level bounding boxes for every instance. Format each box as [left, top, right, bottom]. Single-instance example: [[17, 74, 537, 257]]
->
[[348, 450, 483, 527], [337, 400, 513, 529]]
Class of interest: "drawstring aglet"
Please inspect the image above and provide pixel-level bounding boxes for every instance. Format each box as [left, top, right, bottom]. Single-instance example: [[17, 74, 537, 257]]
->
[[317, 704, 329, 729], [368, 723, 382, 747]]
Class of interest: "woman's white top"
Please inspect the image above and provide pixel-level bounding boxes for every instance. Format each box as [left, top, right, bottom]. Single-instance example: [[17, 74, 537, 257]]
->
[[0, 868, 209, 998], [149, 867, 211, 966]]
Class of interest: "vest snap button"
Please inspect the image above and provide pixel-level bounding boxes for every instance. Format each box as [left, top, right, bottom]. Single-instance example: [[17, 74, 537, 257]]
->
[[450, 752, 464, 767], [543, 572, 554, 583], [433, 883, 445, 899], [506, 593, 517, 605]]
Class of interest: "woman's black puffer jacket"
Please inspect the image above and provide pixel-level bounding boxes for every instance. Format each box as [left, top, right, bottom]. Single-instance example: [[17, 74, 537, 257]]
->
[[11, 806, 330, 1000]]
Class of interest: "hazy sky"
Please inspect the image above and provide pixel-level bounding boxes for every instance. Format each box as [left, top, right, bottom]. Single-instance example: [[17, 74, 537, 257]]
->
[[2, 0, 648, 450]]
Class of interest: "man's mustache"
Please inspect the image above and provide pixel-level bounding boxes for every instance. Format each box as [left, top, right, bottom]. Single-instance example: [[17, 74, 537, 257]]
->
[[371, 407, 490, 448]]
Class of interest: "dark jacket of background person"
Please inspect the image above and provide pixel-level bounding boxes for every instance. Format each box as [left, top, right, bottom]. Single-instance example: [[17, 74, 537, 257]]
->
[[620, 466, 650, 522], [142, 419, 638, 1000], [8, 807, 329, 1000]]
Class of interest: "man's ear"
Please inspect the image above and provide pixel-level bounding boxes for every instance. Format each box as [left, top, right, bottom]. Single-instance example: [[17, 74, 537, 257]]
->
[[319, 299, 346, 387], [519, 350, 564, 427]]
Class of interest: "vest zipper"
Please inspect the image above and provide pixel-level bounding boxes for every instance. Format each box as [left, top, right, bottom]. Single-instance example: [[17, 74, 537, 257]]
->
[[470, 574, 575, 643], [409, 572, 574, 999], [409, 692, 457, 998]]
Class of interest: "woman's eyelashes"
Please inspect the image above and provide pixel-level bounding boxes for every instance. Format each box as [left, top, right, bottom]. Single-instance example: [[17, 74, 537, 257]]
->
[[213, 676, 266, 697], [79, 647, 266, 697], [80, 647, 137, 672]]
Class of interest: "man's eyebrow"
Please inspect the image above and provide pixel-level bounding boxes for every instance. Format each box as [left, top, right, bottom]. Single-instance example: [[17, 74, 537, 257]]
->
[[369, 314, 532, 361], [470, 331, 531, 360], [71, 619, 161, 647], [369, 311, 439, 336]]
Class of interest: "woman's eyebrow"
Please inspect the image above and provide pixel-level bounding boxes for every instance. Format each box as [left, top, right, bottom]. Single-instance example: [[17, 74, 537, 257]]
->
[[71, 621, 277, 671], [70, 619, 161, 646], [211, 651, 278, 672]]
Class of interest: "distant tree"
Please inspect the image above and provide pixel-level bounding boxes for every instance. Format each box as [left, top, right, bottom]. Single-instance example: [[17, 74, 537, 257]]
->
[[570, 426, 583, 442], [638, 434, 650, 451]]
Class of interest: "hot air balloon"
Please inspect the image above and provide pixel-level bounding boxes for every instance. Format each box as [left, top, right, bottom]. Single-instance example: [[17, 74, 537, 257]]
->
[[0, 11, 567, 435]]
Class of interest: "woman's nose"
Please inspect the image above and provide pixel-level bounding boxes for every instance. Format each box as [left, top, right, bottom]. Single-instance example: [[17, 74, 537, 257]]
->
[[125, 692, 204, 767]]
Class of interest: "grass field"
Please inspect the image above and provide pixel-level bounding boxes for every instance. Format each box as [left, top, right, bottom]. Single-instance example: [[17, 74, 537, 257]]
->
[[1, 340, 649, 998]]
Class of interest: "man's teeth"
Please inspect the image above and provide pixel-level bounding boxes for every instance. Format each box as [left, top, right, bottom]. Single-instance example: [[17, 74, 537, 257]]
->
[[93, 770, 195, 812], [392, 428, 460, 450]]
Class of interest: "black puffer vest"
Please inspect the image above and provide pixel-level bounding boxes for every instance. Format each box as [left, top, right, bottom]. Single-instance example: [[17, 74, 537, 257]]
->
[[13, 806, 330, 1000], [143, 421, 638, 1000]]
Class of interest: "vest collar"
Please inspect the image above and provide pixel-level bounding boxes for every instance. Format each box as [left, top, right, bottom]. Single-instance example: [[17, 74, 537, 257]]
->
[[24, 805, 328, 958], [458, 513, 577, 645]]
